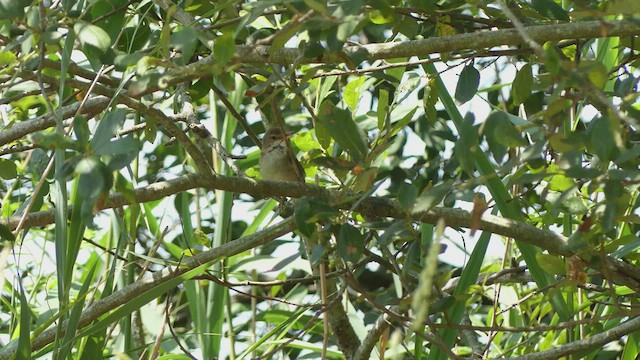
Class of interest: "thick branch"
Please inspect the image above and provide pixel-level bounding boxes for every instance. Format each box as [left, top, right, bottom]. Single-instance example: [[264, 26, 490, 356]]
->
[[0, 96, 110, 147], [225, 20, 639, 65], [502, 315, 640, 360], [3, 173, 640, 292], [0, 217, 296, 360], [19, 72, 213, 175]]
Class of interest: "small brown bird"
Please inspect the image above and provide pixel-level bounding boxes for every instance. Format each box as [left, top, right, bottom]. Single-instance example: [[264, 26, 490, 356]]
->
[[259, 127, 305, 182]]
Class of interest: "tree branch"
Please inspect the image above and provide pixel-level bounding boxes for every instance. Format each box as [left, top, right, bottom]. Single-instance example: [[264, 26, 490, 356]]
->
[[0, 217, 296, 360], [3, 173, 640, 292], [502, 315, 640, 360], [0, 96, 110, 147], [234, 20, 639, 65]]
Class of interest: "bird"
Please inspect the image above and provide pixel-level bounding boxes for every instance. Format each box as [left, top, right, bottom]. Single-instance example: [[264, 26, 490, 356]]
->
[[259, 127, 305, 183]]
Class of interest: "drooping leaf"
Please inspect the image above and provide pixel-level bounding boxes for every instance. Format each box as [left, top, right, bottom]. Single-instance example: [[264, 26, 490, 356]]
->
[[413, 180, 455, 213], [171, 27, 199, 65], [91, 0, 127, 41], [536, 253, 566, 275], [398, 183, 418, 210], [0, 0, 29, 20], [91, 108, 127, 153], [295, 197, 317, 237], [453, 115, 479, 175], [318, 101, 368, 162], [0, 223, 15, 242], [589, 116, 620, 164], [493, 121, 528, 147], [0, 158, 17, 179], [531, 0, 570, 21], [0, 48, 17, 67], [74, 20, 112, 55], [455, 65, 480, 104], [337, 224, 365, 263], [96, 135, 141, 157], [214, 30, 236, 64], [377, 89, 389, 130], [344, 76, 366, 112], [512, 63, 533, 105], [368, 8, 394, 24]]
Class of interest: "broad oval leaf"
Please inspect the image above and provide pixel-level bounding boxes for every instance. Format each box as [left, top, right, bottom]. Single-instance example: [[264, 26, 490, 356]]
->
[[318, 101, 368, 162], [531, 0, 570, 21], [337, 224, 365, 263], [512, 64, 533, 105], [91, 108, 127, 153], [74, 20, 112, 55], [455, 65, 480, 104], [0, 158, 17, 179], [214, 31, 236, 64]]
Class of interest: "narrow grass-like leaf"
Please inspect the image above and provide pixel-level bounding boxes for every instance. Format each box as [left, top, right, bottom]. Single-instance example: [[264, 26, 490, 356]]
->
[[238, 307, 309, 359], [58, 262, 97, 359], [423, 62, 570, 359], [16, 278, 30, 360]]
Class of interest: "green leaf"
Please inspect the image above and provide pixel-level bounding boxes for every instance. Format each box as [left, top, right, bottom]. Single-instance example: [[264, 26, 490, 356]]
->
[[455, 65, 480, 104], [171, 27, 199, 66], [91, 108, 127, 153], [453, 115, 479, 175], [579, 61, 608, 90], [536, 253, 566, 275], [214, 31, 236, 64], [337, 18, 360, 42], [531, 0, 570, 21], [16, 279, 31, 359], [295, 197, 317, 237], [377, 220, 413, 247], [192, 229, 210, 246], [318, 101, 368, 162], [344, 76, 365, 112], [76, 156, 109, 200], [0, 0, 28, 20], [314, 122, 331, 150], [368, 9, 394, 24], [423, 78, 438, 122], [0, 158, 17, 179], [377, 89, 389, 130], [73, 116, 91, 147], [0, 223, 15, 242], [512, 64, 533, 105], [91, 0, 127, 41], [74, 20, 112, 55], [615, 144, 640, 165], [413, 180, 454, 213], [398, 183, 418, 210], [543, 42, 561, 75], [32, 133, 79, 150], [493, 121, 528, 147], [76, 156, 112, 226], [97, 135, 141, 157], [590, 116, 619, 164], [303, 0, 329, 16], [337, 224, 365, 263], [269, 22, 302, 53], [0, 48, 16, 67], [548, 172, 574, 192]]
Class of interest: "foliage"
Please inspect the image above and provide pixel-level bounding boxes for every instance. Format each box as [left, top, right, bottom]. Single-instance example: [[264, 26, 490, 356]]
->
[[1, 0, 640, 359]]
